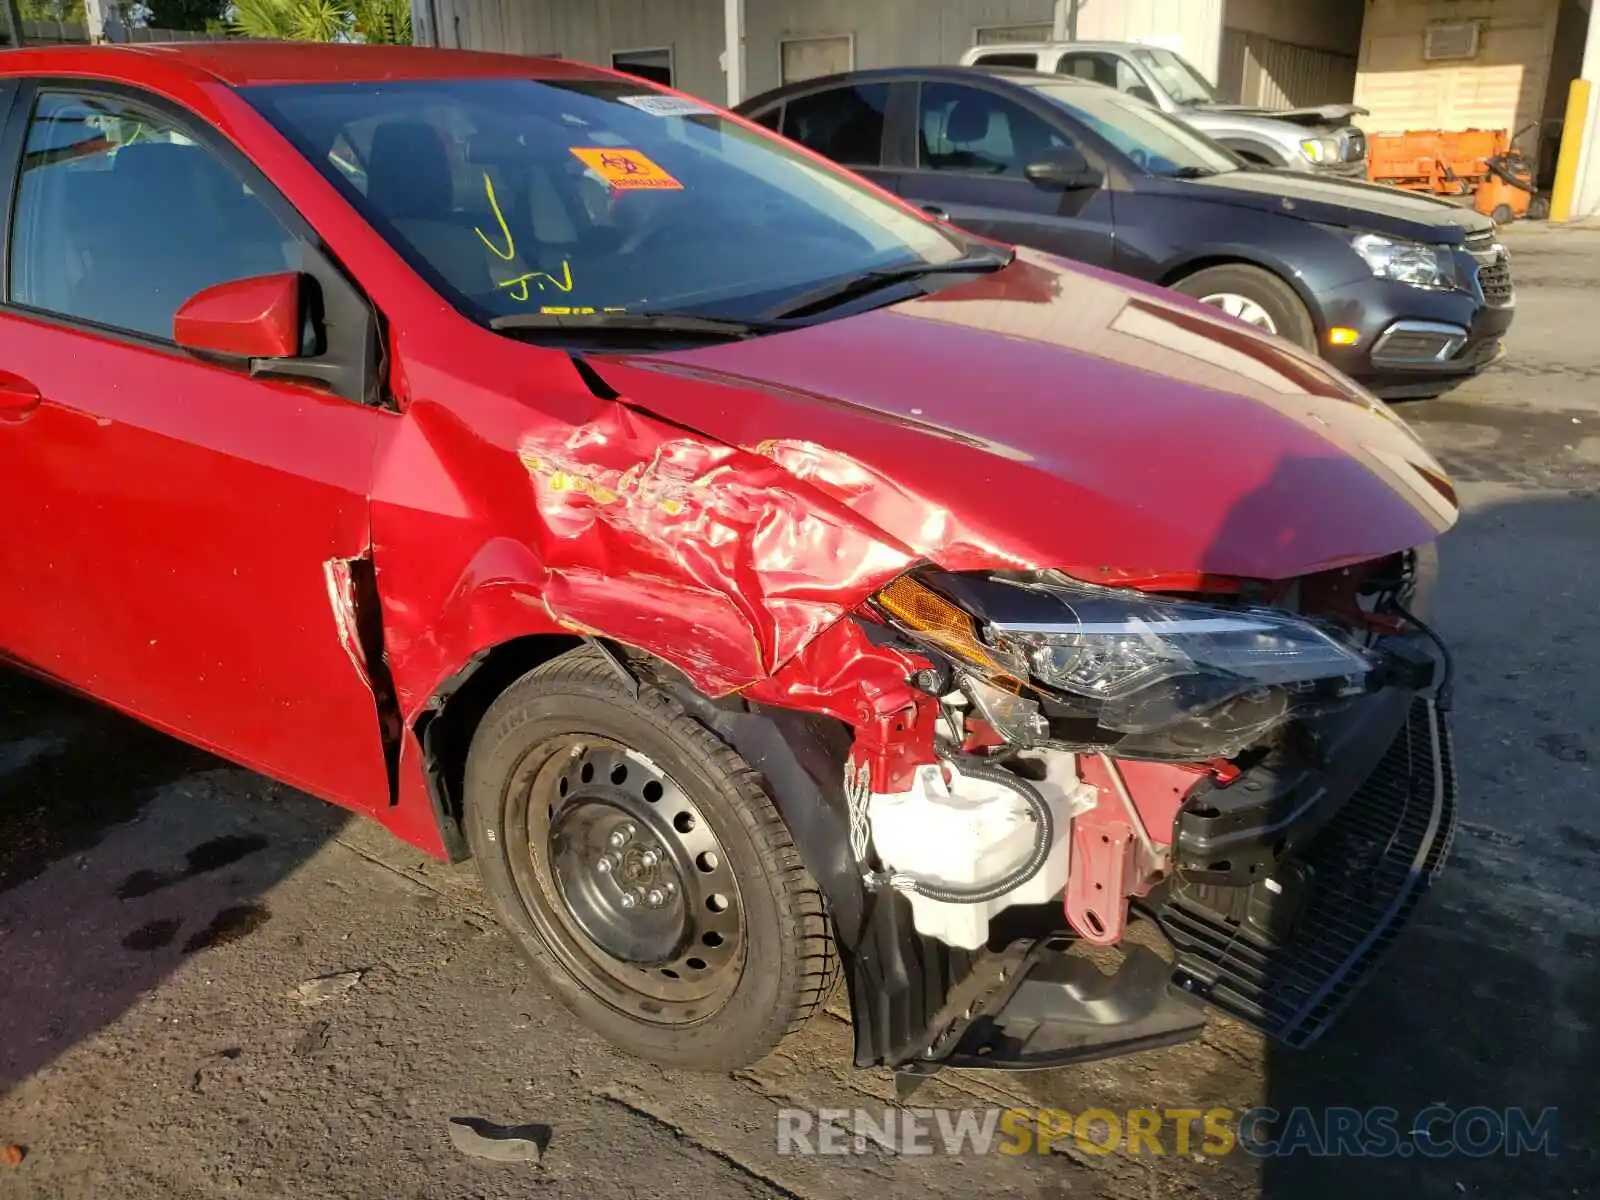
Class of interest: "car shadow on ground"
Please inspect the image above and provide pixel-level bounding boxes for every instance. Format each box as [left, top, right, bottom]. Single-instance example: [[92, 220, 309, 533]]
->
[[0, 668, 346, 1100]]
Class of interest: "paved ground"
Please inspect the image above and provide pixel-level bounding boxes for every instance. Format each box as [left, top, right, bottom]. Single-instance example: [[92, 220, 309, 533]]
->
[[3, 224, 1598, 1200]]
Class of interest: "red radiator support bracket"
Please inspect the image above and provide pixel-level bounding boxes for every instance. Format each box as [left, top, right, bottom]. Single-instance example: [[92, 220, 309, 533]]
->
[[1064, 801, 1137, 945], [848, 691, 939, 794], [1066, 756, 1212, 943]]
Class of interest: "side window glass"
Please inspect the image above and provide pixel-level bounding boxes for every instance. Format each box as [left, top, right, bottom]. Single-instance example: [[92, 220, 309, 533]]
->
[[1058, 53, 1120, 89], [10, 91, 295, 343], [779, 84, 890, 167], [750, 106, 782, 132], [917, 82, 1066, 177], [974, 53, 1039, 69], [1114, 59, 1147, 93]]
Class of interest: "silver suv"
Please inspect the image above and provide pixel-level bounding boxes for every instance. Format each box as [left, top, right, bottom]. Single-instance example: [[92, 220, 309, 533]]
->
[[959, 41, 1368, 177]]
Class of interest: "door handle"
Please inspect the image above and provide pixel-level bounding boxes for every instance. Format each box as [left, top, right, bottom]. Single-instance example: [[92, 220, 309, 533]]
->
[[921, 204, 949, 220], [0, 371, 42, 422]]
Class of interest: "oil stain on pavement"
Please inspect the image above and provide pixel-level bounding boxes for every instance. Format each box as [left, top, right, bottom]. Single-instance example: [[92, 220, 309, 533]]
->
[[115, 833, 272, 900], [121, 917, 183, 953], [180, 903, 273, 954]]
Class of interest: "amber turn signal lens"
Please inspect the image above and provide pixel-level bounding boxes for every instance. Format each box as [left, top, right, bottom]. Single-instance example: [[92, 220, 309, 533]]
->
[[1328, 326, 1361, 347], [875, 575, 1018, 681]]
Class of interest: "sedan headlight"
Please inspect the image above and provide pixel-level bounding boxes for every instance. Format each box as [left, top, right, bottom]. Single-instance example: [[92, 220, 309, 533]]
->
[[985, 585, 1371, 734], [873, 572, 1377, 759], [1351, 232, 1455, 290]]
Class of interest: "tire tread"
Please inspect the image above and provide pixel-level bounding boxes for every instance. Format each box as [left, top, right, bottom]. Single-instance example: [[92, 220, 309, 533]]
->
[[466, 646, 838, 1068]]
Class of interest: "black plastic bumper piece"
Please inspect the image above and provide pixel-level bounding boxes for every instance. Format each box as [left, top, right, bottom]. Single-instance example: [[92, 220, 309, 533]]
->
[[849, 888, 984, 1068], [1158, 697, 1457, 1048], [898, 940, 1208, 1076], [1172, 685, 1417, 887]]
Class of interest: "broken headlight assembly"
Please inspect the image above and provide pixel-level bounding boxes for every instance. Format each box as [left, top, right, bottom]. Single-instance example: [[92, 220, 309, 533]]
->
[[873, 570, 1385, 760]]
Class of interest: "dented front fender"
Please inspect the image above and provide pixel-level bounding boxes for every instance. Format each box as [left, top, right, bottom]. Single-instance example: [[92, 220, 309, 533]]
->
[[371, 351, 934, 735]]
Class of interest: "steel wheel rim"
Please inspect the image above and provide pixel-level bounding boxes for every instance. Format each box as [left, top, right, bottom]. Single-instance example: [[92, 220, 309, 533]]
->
[[1198, 291, 1278, 333], [509, 736, 746, 1026]]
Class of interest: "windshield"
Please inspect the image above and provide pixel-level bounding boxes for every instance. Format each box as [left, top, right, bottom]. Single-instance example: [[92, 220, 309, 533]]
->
[[1033, 84, 1240, 177], [241, 77, 963, 324], [1130, 48, 1221, 106]]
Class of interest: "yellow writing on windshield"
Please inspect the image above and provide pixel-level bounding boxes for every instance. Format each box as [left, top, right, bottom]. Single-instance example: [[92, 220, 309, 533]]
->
[[472, 171, 578, 303], [498, 259, 575, 303], [474, 173, 518, 261]]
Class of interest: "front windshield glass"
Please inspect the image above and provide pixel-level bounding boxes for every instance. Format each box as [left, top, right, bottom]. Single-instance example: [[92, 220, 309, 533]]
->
[[1130, 48, 1221, 106], [1033, 84, 1240, 177], [241, 77, 963, 323]]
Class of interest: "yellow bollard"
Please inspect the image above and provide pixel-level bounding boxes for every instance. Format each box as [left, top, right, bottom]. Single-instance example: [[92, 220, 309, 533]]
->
[[1550, 78, 1593, 223]]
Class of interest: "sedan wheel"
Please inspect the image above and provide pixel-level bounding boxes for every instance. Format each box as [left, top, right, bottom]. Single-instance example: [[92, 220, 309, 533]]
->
[[528, 740, 745, 1021], [1169, 263, 1317, 351], [1197, 291, 1278, 334], [463, 646, 837, 1070]]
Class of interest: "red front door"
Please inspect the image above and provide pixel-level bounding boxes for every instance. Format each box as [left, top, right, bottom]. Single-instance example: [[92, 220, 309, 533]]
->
[[0, 83, 394, 812]]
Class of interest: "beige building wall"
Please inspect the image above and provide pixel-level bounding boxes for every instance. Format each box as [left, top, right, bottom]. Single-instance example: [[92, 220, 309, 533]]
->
[[1355, 0, 1563, 150]]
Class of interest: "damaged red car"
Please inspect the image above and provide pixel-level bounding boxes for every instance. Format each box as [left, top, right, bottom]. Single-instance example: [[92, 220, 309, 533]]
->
[[0, 44, 1460, 1082]]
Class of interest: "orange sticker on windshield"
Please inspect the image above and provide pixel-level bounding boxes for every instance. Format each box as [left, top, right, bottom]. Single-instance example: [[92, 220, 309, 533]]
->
[[569, 147, 683, 191]]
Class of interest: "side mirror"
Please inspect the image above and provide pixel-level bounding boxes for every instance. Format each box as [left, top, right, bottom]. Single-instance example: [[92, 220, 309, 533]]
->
[[1025, 148, 1103, 190], [174, 273, 303, 360], [1127, 84, 1159, 106]]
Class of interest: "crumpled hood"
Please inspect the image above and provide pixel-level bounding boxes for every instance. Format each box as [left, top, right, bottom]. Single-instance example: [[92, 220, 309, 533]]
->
[[588, 249, 1457, 583], [1189, 101, 1368, 126]]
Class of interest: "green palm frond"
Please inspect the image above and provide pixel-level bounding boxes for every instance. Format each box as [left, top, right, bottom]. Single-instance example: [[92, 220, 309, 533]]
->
[[350, 0, 411, 44], [229, 0, 407, 43], [228, 0, 298, 39], [286, 0, 349, 41]]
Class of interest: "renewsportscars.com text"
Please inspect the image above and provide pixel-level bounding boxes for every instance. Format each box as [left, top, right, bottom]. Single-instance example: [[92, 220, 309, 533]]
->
[[776, 1105, 1560, 1159]]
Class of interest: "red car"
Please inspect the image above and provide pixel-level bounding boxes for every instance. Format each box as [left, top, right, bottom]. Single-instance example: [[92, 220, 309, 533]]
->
[[0, 43, 1459, 1082]]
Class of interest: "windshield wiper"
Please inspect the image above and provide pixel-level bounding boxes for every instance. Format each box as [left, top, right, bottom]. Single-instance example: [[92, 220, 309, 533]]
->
[[488, 311, 787, 338], [765, 249, 1014, 321], [1164, 166, 1220, 179]]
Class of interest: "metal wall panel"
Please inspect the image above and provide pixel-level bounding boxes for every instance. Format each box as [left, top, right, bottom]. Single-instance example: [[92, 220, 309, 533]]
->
[[1222, 29, 1359, 106], [1223, 0, 1364, 55], [425, 0, 726, 99], [743, 0, 1055, 97], [1072, 0, 1226, 82]]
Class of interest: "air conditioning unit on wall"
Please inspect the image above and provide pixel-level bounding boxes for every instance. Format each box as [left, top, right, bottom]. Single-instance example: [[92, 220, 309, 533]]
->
[[1423, 21, 1481, 61]]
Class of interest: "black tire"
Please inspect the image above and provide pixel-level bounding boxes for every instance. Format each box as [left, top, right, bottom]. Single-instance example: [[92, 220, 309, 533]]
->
[[464, 646, 836, 1071], [1170, 263, 1317, 351]]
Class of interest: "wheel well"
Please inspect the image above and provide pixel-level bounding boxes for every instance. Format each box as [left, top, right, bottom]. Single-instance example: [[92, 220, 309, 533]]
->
[[1220, 141, 1285, 168], [1159, 255, 1256, 287], [415, 633, 584, 862]]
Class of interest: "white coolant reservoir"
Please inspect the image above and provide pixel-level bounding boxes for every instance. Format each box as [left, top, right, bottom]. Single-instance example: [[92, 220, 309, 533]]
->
[[866, 754, 1095, 951]]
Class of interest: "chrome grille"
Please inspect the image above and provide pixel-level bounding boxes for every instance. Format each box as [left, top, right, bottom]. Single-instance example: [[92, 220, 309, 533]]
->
[[1470, 241, 1514, 308]]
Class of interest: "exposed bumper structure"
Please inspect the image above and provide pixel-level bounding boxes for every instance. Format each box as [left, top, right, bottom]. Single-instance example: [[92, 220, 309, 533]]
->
[[1161, 697, 1457, 1048], [858, 696, 1457, 1077]]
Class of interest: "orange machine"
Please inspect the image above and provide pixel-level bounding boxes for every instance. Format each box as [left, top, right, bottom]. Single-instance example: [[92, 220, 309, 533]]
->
[[1366, 125, 1546, 223]]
